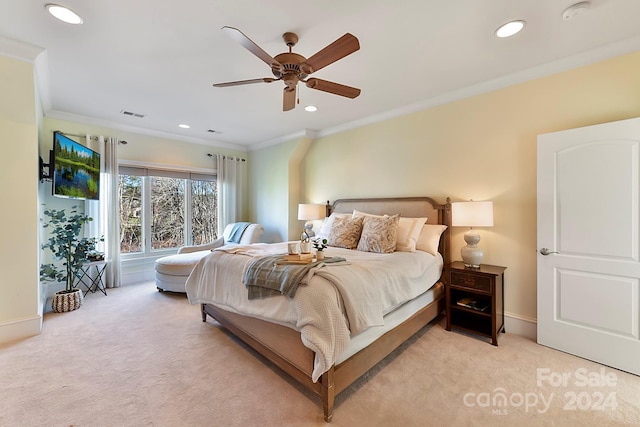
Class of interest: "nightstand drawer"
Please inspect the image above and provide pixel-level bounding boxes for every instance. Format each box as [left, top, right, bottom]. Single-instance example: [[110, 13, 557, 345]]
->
[[450, 270, 492, 292]]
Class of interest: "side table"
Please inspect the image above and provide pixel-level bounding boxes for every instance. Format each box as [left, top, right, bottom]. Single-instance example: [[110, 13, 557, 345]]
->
[[77, 261, 107, 296], [445, 261, 506, 345]]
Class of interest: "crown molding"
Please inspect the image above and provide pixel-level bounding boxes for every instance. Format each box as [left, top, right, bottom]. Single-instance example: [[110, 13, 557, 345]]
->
[[248, 128, 319, 151], [313, 35, 640, 140], [45, 109, 248, 152]]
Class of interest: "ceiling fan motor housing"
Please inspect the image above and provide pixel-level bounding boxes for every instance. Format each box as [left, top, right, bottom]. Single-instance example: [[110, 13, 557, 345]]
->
[[272, 52, 308, 82]]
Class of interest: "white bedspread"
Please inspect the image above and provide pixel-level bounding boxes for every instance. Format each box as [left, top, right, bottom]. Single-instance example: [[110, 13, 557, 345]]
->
[[185, 242, 442, 381]]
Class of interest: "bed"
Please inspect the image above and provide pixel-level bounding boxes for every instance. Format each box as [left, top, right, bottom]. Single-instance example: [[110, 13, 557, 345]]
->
[[186, 196, 452, 422]]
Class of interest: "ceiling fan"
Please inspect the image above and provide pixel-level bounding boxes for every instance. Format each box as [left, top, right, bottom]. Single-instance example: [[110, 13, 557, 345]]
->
[[213, 26, 361, 111]]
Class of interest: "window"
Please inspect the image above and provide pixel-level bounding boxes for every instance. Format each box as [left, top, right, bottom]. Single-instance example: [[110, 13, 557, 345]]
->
[[119, 174, 142, 253], [119, 166, 217, 256], [151, 176, 185, 250]]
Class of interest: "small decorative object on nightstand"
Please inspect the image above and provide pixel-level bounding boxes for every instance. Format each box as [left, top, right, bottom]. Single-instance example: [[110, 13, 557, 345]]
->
[[445, 261, 506, 345]]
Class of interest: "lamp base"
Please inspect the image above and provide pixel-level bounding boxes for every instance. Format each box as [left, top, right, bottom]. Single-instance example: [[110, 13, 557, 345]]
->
[[304, 222, 315, 238], [461, 229, 484, 268]]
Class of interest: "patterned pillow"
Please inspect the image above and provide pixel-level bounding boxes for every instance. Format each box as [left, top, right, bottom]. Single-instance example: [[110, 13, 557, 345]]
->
[[317, 212, 351, 240], [328, 215, 364, 249], [353, 210, 425, 252], [357, 214, 400, 253]]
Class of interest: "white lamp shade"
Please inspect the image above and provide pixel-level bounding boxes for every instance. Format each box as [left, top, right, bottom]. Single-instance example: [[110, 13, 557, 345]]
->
[[297, 204, 326, 221], [451, 201, 494, 227]]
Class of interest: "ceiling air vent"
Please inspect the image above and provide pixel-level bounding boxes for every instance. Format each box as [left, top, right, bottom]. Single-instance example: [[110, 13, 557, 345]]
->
[[120, 110, 145, 118]]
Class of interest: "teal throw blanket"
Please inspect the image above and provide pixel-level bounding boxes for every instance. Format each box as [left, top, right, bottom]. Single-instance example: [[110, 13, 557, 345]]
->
[[227, 222, 251, 243]]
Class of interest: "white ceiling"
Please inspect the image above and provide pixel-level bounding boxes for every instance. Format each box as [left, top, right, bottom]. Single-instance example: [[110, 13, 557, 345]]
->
[[2, 0, 640, 150]]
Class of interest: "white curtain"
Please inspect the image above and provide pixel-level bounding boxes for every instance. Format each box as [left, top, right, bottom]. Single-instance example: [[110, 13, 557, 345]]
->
[[85, 135, 121, 288], [103, 137, 122, 288], [216, 155, 246, 236], [84, 135, 104, 253]]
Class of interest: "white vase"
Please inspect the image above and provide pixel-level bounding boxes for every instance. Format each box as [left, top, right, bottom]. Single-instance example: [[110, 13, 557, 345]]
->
[[316, 251, 325, 260]]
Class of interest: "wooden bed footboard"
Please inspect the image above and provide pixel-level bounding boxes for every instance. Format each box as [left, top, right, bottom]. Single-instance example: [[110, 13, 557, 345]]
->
[[201, 283, 444, 422]]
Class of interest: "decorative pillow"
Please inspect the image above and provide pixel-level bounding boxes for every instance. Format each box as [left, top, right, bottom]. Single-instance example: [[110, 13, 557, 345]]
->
[[396, 217, 428, 252], [317, 212, 350, 240], [353, 210, 426, 252], [356, 214, 400, 254], [327, 215, 364, 249], [416, 224, 448, 256]]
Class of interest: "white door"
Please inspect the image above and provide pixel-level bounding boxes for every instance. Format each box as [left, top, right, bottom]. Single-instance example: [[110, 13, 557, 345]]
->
[[537, 117, 640, 376]]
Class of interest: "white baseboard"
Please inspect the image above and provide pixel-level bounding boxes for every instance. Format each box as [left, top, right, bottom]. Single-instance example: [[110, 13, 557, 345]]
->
[[0, 315, 42, 344], [504, 312, 537, 341], [122, 270, 154, 285]]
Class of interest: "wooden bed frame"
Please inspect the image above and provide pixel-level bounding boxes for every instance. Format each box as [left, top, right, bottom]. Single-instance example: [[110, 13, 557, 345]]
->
[[200, 197, 452, 422]]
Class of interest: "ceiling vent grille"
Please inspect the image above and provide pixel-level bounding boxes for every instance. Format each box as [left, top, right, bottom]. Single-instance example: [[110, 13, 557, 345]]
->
[[120, 110, 145, 118]]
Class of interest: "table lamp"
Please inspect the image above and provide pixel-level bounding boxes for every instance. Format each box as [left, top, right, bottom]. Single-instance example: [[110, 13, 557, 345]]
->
[[451, 200, 494, 268], [297, 203, 327, 240]]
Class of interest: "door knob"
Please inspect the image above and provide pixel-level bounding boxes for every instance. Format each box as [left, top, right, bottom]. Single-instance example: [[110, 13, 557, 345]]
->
[[539, 248, 559, 256]]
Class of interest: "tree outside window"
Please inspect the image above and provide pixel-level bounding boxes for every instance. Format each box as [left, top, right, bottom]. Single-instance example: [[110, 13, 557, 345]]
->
[[118, 168, 217, 255]]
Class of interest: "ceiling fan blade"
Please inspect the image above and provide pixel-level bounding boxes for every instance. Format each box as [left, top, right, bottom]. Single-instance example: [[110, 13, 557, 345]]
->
[[306, 78, 361, 98], [283, 88, 296, 111], [300, 33, 360, 74], [222, 26, 282, 71], [213, 77, 276, 87]]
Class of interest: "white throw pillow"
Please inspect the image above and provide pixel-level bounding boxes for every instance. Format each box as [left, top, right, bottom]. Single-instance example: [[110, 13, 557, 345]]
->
[[396, 217, 428, 252], [416, 224, 448, 256]]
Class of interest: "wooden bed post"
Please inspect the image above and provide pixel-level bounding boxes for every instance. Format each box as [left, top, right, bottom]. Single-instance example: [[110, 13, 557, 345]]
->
[[444, 197, 452, 265], [321, 367, 335, 422]]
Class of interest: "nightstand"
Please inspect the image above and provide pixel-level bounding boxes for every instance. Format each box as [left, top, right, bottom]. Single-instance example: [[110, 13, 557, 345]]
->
[[445, 261, 506, 345]]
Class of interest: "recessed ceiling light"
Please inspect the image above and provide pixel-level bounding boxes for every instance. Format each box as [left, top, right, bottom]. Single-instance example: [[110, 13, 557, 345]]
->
[[45, 4, 83, 25], [178, 124, 190, 129], [495, 20, 525, 38], [304, 105, 318, 112]]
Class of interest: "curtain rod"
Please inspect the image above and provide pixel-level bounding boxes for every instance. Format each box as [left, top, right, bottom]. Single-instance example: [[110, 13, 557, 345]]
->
[[207, 153, 246, 162], [58, 131, 128, 144], [59, 131, 99, 141]]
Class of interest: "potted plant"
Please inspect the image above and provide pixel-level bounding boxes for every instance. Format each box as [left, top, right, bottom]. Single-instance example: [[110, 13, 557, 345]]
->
[[313, 238, 328, 260], [40, 206, 101, 312]]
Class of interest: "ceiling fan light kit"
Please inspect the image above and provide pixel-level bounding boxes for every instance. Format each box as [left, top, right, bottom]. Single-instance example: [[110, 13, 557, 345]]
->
[[214, 27, 361, 111]]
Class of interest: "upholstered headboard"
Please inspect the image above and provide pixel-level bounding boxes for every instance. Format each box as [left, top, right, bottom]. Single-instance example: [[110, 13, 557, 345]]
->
[[328, 196, 452, 265]]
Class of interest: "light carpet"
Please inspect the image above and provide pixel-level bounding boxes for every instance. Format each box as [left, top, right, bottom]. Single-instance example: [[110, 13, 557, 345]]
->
[[1, 282, 639, 426]]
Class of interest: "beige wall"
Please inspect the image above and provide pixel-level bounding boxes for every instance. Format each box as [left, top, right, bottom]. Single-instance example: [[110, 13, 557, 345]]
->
[[0, 55, 41, 342], [251, 51, 640, 323]]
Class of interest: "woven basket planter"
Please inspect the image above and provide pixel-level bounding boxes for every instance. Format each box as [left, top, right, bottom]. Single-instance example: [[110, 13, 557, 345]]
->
[[51, 289, 84, 313]]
